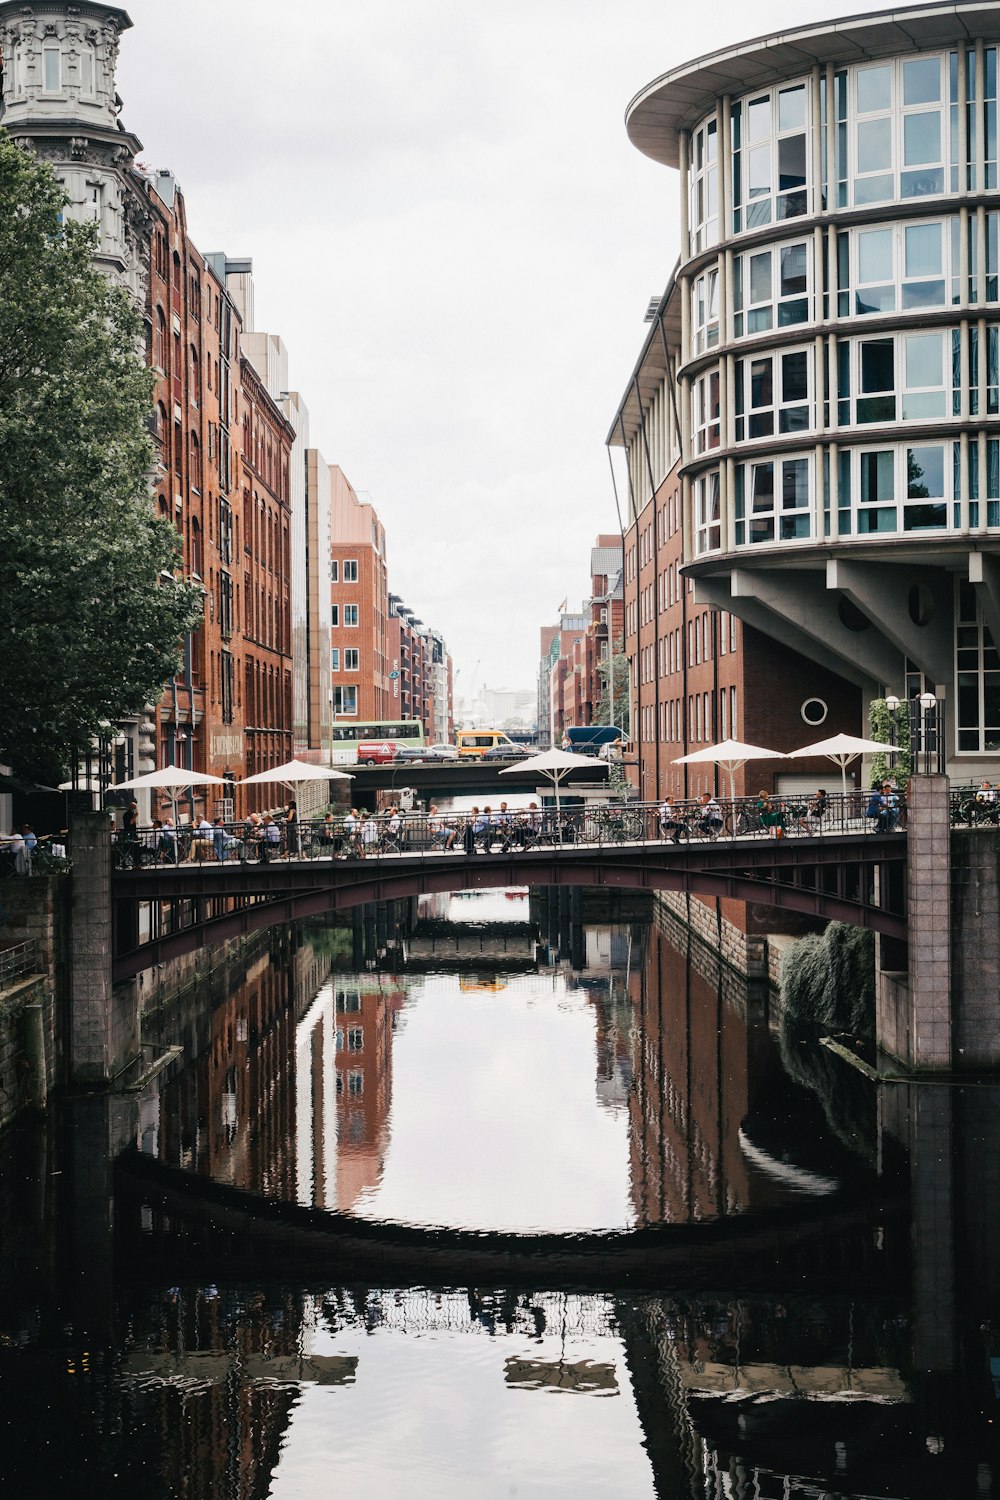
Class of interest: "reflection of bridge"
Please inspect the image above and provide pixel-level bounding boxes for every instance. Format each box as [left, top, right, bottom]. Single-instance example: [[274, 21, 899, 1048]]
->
[[115, 1149, 906, 1295], [110, 831, 905, 981]]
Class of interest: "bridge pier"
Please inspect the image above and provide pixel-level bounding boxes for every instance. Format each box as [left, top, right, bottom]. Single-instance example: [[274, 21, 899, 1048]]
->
[[878, 776, 1000, 1072], [70, 813, 138, 1086]]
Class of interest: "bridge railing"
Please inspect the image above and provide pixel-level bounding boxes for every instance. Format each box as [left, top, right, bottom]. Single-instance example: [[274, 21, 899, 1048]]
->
[[111, 791, 897, 869]]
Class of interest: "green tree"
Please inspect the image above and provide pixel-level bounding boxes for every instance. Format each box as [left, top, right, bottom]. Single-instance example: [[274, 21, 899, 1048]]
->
[[595, 633, 630, 735], [0, 137, 202, 781]]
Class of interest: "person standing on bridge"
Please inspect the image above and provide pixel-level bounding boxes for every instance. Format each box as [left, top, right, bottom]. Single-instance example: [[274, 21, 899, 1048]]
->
[[285, 799, 300, 855]]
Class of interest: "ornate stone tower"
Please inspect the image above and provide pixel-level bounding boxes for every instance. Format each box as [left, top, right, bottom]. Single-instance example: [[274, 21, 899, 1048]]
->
[[0, 1, 147, 300]]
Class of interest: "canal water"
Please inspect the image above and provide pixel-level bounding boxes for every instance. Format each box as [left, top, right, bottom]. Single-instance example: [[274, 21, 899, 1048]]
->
[[0, 888, 997, 1498]]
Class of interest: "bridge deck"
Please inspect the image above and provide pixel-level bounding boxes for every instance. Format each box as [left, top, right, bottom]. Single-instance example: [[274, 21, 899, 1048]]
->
[[110, 828, 907, 980]]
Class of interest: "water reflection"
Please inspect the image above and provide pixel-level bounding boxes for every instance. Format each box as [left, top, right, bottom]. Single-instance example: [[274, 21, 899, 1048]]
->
[[1, 899, 1000, 1496]]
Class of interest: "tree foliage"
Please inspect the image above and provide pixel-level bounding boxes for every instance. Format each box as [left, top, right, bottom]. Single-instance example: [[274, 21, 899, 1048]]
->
[[0, 137, 202, 781], [595, 633, 629, 734], [868, 696, 911, 786]]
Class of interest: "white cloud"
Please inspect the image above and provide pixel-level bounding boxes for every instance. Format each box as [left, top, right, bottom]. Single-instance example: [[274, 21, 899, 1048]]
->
[[119, 0, 847, 697]]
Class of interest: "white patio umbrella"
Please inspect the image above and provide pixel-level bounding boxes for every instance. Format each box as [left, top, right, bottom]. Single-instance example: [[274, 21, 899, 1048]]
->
[[110, 764, 226, 825], [786, 732, 902, 799], [672, 738, 784, 803], [498, 747, 608, 823], [238, 758, 354, 815]]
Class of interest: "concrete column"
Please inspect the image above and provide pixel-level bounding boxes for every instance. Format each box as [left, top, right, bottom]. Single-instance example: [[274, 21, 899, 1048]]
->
[[906, 776, 952, 1070], [70, 812, 137, 1085]]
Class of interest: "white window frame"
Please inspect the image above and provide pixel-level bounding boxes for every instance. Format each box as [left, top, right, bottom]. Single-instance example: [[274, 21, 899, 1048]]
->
[[735, 454, 814, 547], [343, 559, 359, 583], [344, 648, 360, 672], [344, 604, 359, 627], [733, 238, 811, 338]]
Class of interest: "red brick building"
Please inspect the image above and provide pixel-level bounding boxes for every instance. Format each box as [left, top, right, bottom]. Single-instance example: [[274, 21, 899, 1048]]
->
[[143, 171, 245, 818], [239, 355, 295, 808], [329, 465, 389, 724]]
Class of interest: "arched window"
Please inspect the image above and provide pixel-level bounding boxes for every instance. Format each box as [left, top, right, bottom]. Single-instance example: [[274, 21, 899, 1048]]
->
[[154, 402, 166, 441], [190, 518, 202, 578], [172, 251, 181, 292], [190, 345, 199, 406], [154, 308, 166, 370], [189, 432, 201, 491]]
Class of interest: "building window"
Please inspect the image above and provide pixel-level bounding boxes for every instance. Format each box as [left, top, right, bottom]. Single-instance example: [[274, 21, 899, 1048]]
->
[[219, 572, 233, 639], [692, 266, 720, 353], [336, 988, 361, 1012], [348, 1028, 364, 1052], [733, 240, 809, 337], [344, 604, 359, 627], [837, 331, 949, 426], [331, 648, 340, 671], [956, 579, 1000, 751], [735, 347, 811, 439], [333, 686, 357, 716], [42, 46, 61, 93], [221, 651, 235, 724], [79, 48, 95, 97], [344, 648, 360, 671], [695, 471, 721, 555], [343, 559, 359, 582], [731, 82, 809, 234], [851, 55, 947, 207], [689, 116, 719, 253], [735, 456, 812, 545], [330, 560, 339, 582], [693, 369, 721, 452], [848, 442, 950, 534], [331, 604, 339, 627]]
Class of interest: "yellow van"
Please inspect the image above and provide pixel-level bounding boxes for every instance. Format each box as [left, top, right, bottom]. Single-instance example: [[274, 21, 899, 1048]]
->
[[455, 729, 518, 758]]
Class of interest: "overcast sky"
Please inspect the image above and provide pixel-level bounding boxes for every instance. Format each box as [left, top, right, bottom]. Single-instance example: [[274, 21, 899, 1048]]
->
[[119, 0, 845, 700]]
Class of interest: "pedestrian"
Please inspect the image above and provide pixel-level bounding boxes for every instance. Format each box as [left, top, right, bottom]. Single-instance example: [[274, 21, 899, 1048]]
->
[[286, 798, 300, 855]]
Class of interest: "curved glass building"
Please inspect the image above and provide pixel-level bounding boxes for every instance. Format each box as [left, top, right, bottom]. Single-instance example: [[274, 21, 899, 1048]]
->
[[626, 2, 1000, 773]]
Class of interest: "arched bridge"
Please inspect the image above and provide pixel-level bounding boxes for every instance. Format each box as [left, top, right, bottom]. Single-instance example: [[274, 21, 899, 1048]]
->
[[115, 1149, 907, 1296], [110, 820, 906, 981]]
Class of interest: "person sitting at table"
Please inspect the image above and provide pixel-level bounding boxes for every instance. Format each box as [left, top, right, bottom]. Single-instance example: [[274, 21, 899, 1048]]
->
[[658, 797, 685, 843], [697, 792, 724, 840], [188, 816, 215, 861]]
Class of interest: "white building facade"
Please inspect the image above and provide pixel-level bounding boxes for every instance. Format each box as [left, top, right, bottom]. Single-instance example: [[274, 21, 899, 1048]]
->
[[626, 1, 1000, 776]]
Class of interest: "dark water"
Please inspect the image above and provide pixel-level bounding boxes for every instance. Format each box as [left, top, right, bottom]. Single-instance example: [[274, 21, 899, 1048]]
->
[[0, 891, 998, 1498]]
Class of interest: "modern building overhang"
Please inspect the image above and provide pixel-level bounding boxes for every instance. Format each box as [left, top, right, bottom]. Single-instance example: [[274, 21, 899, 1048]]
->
[[626, 1, 1000, 168], [606, 271, 681, 448]]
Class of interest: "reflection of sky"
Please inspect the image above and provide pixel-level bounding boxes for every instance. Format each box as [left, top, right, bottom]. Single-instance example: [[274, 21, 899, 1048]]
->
[[419, 887, 530, 923], [352, 969, 634, 1233], [268, 1321, 655, 1500]]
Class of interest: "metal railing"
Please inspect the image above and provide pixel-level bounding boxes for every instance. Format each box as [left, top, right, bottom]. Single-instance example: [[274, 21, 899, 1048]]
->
[[950, 783, 1000, 826], [113, 792, 899, 870], [0, 941, 39, 990]]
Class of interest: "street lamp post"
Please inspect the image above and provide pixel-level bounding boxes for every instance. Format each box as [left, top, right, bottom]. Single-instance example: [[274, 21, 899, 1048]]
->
[[910, 691, 942, 776]]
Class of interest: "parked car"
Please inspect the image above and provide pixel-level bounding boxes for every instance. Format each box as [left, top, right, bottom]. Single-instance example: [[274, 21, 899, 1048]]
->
[[483, 743, 530, 760]]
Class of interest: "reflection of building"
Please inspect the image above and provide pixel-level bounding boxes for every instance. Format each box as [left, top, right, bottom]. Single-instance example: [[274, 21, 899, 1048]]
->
[[332, 976, 403, 1210], [295, 972, 404, 1212], [627, 917, 774, 1226]]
